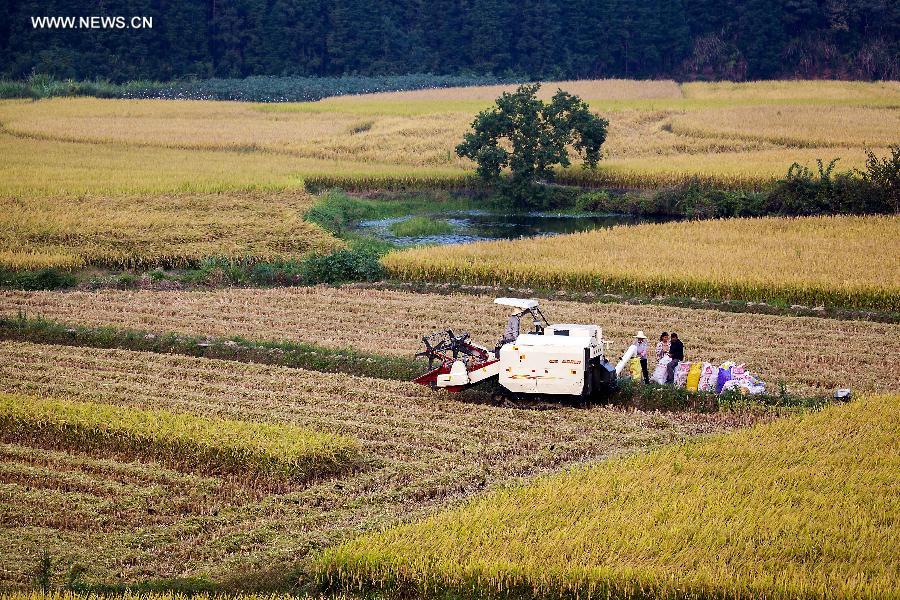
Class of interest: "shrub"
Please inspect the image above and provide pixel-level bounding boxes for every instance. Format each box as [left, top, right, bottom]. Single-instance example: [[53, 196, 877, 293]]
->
[[299, 248, 384, 284], [0, 268, 76, 290], [859, 145, 900, 213]]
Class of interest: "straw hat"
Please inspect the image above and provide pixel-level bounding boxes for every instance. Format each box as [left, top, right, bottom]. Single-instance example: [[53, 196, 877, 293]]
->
[[635, 331, 647, 339]]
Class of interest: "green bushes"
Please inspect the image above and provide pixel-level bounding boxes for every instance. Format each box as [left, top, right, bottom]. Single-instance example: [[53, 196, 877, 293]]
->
[[297, 248, 385, 284], [613, 377, 828, 413], [578, 149, 899, 219], [763, 158, 887, 216], [0, 268, 77, 290]]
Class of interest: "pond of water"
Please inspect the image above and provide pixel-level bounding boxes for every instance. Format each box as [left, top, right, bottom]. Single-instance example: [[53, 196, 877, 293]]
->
[[356, 210, 676, 246]]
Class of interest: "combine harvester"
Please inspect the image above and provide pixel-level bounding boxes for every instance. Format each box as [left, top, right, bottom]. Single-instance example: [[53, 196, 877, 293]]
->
[[414, 298, 637, 401]]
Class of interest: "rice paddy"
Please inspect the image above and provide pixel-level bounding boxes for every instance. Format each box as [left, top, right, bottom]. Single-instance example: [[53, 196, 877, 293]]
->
[[0, 392, 358, 480], [0, 78, 896, 596], [1, 286, 895, 397], [0, 189, 341, 270], [1, 79, 896, 198], [317, 392, 900, 600], [383, 215, 900, 311], [0, 339, 722, 588]]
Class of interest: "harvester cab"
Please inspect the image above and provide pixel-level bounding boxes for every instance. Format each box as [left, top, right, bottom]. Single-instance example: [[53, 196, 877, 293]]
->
[[414, 297, 623, 401]]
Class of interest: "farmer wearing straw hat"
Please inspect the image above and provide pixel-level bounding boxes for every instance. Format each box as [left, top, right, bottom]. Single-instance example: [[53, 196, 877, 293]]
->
[[635, 331, 649, 384]]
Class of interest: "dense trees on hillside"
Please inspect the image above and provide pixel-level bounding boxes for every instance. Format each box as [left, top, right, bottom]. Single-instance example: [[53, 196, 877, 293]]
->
[[2, 0, 897, 82]]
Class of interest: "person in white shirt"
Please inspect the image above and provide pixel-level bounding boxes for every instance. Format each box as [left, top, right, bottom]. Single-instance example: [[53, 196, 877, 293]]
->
[[635, 331, 649, 384], [656, 331, 670, 362]]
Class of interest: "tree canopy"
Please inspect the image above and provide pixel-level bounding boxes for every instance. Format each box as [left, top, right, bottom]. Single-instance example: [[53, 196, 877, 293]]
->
[[2, 0, 897, 81], [456, 84, 608, 203]]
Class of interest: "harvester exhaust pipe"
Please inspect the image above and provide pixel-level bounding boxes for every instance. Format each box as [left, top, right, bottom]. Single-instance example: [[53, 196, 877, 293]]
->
[[615, 344, 637, 376]]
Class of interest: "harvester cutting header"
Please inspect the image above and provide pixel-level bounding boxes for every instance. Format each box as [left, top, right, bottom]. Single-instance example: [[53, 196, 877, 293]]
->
[[414, 298, 636, 400]]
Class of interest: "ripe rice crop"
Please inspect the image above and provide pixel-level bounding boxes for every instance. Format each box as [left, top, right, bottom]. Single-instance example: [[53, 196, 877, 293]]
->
[[2, 80, 895, 197], [1, 593, 354, 600], [383, 215, 900, 312], [0, 340, 721, 587], [681, 80, 900, 104], [0, 189, 341, 270], [0, 392, 358, 480], [0, 133, 468, 197], [317, 392, 900, 600], [2, 286, 896, 396], [669, 105, 899, 148]]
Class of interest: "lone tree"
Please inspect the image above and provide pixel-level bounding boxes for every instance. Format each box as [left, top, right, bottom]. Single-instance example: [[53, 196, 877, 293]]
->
[[456, 83, 608, 205]]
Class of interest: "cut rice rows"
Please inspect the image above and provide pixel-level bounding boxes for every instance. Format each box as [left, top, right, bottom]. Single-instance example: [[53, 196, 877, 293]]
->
[[2, 287, 896, 396], [0, 340, 722, 588]]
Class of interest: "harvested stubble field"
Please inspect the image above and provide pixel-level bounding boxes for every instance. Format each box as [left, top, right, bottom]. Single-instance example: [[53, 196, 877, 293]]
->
[[384, 215, 900, 312], [0, 189, 341, 271], [0, 339, 725, 588], [1, 79, 896, 197], [0, 392, 358, 480], [318, 393, 900, 600], [1, 287, 896, 396]]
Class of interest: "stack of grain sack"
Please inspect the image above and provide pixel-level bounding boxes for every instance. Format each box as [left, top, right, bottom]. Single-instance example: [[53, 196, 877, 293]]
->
[[628, 358, 766, 395]]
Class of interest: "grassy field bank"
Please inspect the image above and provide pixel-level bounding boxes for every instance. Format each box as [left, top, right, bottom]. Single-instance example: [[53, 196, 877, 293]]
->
[[1, 287, 895, 396], [0, 339, 722, 588], [318, 393, 900, 600], [0, 393, 357, 480], [1, 80, 896, 197], [383, 215, 900, 311]]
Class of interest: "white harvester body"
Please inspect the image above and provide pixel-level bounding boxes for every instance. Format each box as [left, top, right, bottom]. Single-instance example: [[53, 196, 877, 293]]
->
[[499, 325, 603, 395], [416, 298, 622, 400]]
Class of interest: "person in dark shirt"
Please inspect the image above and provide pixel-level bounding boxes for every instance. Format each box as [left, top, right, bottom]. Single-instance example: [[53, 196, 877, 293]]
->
[[667, 332, 684, 384]]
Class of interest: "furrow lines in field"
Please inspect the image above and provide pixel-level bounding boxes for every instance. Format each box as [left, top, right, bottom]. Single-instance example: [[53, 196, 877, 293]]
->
[[3, 287, 896, 395]]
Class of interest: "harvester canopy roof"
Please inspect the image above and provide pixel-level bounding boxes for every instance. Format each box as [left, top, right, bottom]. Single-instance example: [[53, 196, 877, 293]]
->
[[494, 298, 539, 310]]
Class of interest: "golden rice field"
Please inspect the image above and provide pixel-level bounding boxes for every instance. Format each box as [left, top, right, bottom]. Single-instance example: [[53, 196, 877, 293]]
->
[[2, 286, 896, 396], [0, 594, 336, 600], [0, 392, 357, 480], [318, 392, 900, 600], [384, 215, 900, 312], [0, 339, 718, 588], [1, 79, 896, 197], [0, 189, 340, 270]]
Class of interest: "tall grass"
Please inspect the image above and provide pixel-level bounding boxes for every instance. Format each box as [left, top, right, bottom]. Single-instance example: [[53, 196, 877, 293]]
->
[[382, 215, 900, 311], [0, 392, 359, 479], [317, 393, 900, 600]]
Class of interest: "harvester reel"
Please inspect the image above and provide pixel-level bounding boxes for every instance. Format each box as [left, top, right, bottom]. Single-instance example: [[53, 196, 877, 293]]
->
[[416, 329, 486, 370]]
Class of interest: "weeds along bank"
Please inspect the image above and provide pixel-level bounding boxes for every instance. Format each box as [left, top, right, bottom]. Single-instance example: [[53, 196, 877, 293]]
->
[[317, 393, 900, 600], [0, 339, 714, 588], [0, 80, 897, 196], [2, 287, 896, 397], [383, 215, 900, 312]]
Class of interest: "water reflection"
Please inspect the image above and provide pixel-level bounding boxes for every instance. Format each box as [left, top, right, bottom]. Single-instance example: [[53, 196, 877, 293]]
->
[[356, 210, 677, 246]]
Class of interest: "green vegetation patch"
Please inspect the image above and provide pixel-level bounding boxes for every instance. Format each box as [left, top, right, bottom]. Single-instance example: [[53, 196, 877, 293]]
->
[[0, 392, 360, 480], [388, 216, 455, 237], [317, 393, 900, 599]]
